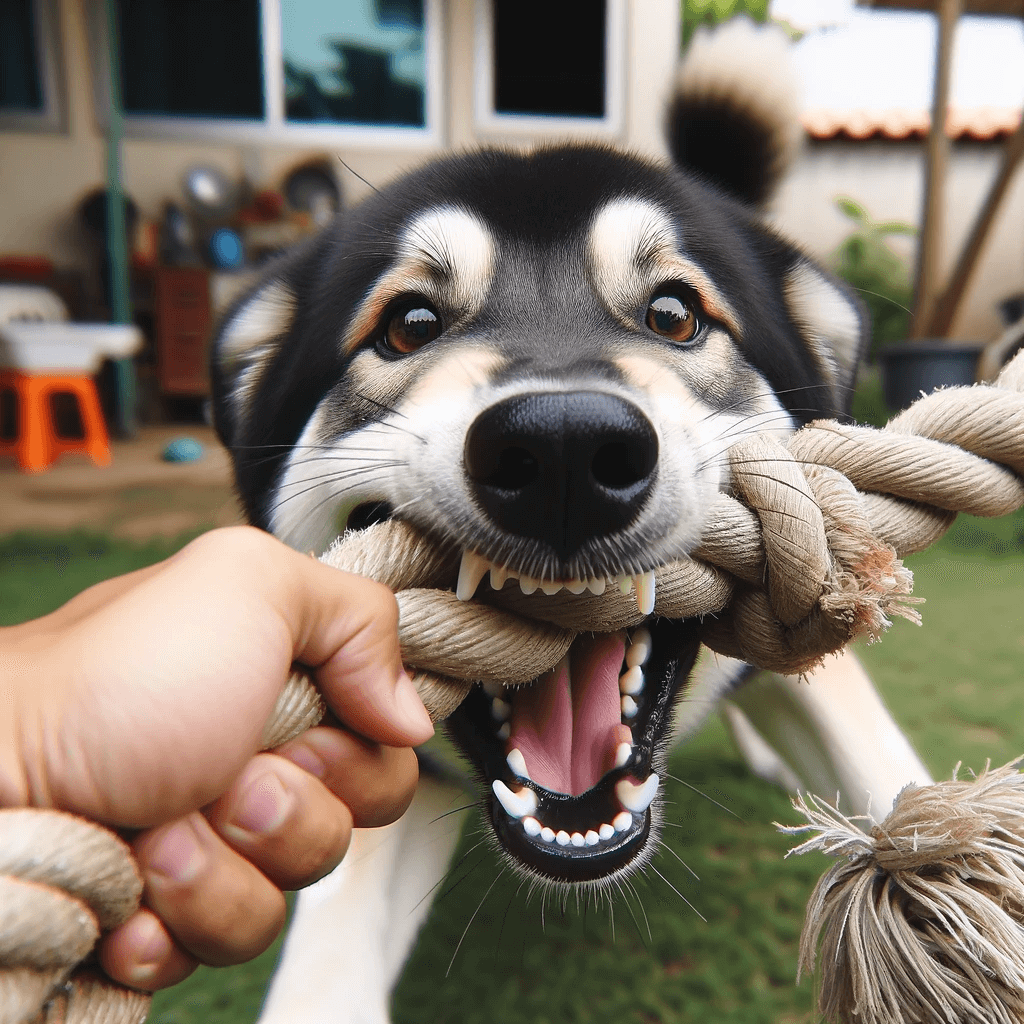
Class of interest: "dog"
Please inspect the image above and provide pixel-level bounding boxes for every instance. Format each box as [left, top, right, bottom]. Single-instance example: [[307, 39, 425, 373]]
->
[[211, 21, 930, 1022]]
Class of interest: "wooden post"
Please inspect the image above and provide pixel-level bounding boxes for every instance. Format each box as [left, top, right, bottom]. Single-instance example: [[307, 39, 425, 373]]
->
[[910, 0, 961, 339], [926, 115, 1024, 337]]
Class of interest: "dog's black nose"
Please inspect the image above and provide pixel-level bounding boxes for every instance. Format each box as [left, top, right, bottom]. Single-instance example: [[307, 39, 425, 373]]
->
[[464, 392, 658, 560]]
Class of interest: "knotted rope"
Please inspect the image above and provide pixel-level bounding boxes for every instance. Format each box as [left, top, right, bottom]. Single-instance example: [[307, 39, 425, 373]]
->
[[3, 350, 1023, 1023]]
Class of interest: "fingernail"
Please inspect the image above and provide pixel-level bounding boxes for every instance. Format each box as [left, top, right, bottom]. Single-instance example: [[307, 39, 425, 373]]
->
[[129, 914, 172, 986], [395, 670, 434, 742], [228, 769, 293, 836], [147, 819, 205, 883]]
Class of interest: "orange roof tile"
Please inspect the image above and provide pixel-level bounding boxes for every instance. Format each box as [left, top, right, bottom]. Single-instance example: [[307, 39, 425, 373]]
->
[[803, 105, 1022, 140]]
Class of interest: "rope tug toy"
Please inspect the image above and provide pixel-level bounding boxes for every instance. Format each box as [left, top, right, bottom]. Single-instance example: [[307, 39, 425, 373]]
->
[[3, 350, 1024, 1024]]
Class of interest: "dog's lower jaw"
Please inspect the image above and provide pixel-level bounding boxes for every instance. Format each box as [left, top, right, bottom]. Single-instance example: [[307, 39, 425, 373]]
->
[[446, 616, 704, 885]]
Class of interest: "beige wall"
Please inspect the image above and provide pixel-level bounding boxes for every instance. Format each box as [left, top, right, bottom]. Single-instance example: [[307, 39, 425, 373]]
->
[[0, 0, 680, 277], [773, 139, 1024, 341]]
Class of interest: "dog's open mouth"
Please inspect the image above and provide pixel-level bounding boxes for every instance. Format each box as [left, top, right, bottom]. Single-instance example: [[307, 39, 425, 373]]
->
[[444, 552, 704, 884]]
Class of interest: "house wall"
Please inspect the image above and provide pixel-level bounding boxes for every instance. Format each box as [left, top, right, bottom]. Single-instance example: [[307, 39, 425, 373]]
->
[[773, 139, 1024, 341], [0, 0, 679, 281]]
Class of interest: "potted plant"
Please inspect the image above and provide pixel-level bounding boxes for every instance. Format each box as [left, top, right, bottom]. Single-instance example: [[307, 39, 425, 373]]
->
[[830, 197, 983, 411]]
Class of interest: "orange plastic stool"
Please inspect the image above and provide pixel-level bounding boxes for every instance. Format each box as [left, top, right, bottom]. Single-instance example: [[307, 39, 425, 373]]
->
[[0, 370, 111, 473]]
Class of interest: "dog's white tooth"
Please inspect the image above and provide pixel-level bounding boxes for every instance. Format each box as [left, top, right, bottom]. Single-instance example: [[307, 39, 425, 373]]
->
[[619, 666, 644, 696], [587, 577, 607, 596], [541, 826, 556, 843], [626, 627, 652, 667], [615, 774, 659, 814], [506, 747, 531, 780], [585, 829, 600, 846], [491, 697, 511, 722], [522, 816, 542, 837], [634, 571, 656, 615], [540, 580, 563, 596], [599, 822, 615, 840], [614, 742, 632, 768], [457, 549, 491, 602], [492, 779, 538, 819], [570, 831, 585, 847], [481, 679, 506, 699], [555, 830, 571, 846], [490, 565, 509, 590], [612, 810, 633, 832], [497, 722, 511, 740], [621, 695, 638, 718], [617, 574, 633, 595], [565, 578, 588, 595], [519, 574, 540, 595]]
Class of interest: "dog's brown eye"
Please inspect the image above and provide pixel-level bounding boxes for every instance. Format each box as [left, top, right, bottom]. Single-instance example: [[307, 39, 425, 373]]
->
[[646, 293, 698, 344], [384, 302, 441, 354]]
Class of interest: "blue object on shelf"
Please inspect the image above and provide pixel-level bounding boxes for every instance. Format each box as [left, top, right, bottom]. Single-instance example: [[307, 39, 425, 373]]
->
[[162, 436, 205, 463], [209, 228, 244, 269]]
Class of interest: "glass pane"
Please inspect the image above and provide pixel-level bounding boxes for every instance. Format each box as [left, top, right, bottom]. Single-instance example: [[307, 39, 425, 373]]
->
[[0, 0, 43, 112], [282, 0, 425, 127], [494, 0, 605, 118], [118, 0, 264, 119]]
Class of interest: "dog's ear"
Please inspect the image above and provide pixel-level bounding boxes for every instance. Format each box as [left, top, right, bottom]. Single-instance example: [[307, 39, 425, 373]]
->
[[210, 268, 299, 451], [783, 258, 868, 416], [667, 18, 801, 207]]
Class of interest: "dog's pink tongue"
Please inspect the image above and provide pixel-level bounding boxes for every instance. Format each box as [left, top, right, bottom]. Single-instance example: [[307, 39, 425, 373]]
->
[[509, 633, 625, 796]]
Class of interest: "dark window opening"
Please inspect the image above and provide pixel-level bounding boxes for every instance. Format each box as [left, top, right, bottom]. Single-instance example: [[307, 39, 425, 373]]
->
[[49, 392, 84, 439], [118, 0, 264, 119], [0, 0, 44, 112], [1, 386, 18, 440], [493, 1, 605, 119]]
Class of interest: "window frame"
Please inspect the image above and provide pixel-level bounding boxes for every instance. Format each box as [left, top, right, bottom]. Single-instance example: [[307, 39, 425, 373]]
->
[[0, 0, 66, 134], [472, 0, 625, 138], [89, 0, 444, 148]]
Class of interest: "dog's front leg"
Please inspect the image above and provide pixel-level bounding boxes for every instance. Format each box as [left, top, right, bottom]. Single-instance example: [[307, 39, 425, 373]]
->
[[722, 652, 932, 822], [257, 775, 470, 1024]]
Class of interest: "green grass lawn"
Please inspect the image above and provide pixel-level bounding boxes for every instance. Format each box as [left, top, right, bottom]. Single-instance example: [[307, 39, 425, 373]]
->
[[2, 503, 1021, 1024]]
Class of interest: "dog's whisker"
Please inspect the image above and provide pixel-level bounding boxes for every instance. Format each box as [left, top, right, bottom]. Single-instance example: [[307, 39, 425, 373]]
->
[[446, 867, 506, 977], [656, 837, 701, 881], [649, 864, 707, 922], [663, 772, 744, 821]]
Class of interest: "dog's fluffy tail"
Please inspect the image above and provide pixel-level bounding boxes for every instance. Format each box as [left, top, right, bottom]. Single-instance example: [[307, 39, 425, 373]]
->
[[666, 18, 802, 207]]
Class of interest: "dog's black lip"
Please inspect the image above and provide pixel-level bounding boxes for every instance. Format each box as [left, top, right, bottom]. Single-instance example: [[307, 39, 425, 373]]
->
[[446, 616, 703, 883]]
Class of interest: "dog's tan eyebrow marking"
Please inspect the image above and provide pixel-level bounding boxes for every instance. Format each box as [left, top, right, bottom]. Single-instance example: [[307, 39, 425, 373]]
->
[[342, 206, 495, 355], [588, 198, 742, 339]]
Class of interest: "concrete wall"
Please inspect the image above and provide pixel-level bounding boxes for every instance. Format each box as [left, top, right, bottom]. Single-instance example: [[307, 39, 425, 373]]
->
[[773, 139, 1024, 341]]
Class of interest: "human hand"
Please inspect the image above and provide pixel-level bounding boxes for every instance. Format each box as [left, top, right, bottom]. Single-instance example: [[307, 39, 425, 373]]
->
[[0, 526, 433, 990]]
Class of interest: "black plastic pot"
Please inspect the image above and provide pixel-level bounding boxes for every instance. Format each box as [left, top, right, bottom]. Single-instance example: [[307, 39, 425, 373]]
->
[[877, 340, 985, 412]]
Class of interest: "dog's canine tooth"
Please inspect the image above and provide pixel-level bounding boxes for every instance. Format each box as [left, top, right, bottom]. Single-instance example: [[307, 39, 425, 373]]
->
[[587, 577, 607, 596], [492, 779, 539, 819], [585, 830, 600, 846], [491, 697, 511, 722], [599, 822, 615, 840], [522, 816, 542, 837], [626, 627, 652, 667], [619, 666, 644, 696], [612, 810, 633, 832], [614, 741, 632, 768], [621, 694, 638, 718], [457, 549, 491, 601], [506, 747, 531, 779], [634, 571, 656, 615], [615, 774, 659, 814]]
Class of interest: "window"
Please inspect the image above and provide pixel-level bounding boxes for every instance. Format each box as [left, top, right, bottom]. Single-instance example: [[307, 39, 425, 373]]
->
[[0, 0, 64, 132], [475, 0, 624, 136], [93, 0, 439, 146]]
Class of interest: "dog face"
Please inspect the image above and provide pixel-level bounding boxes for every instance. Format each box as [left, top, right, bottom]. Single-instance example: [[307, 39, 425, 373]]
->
[[212, 145, 864, 888]]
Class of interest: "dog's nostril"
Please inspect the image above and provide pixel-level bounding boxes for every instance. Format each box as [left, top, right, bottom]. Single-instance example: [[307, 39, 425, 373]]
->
[[592, 440, 653, 490], [484, 446, 539, 490]]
